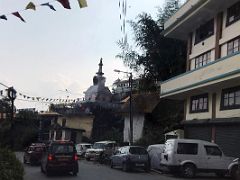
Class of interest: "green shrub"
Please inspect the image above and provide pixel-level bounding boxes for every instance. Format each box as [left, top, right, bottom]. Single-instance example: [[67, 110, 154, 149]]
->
[[0, 148, 24, 180]]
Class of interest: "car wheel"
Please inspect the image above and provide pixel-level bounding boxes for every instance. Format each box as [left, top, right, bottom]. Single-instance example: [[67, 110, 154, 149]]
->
[[72, 171, 78, 176], [46, 168, 51, 177], [181, 163, 196, 178], [215, 171, 225, 178], [122, 162, 130, 172], [231, 166, 240, 180], [29, 159, 34, 166], [144, 164, 150, 172], [40, 164, 44, 173], [23, 157, 27, 164], [86, 157, 90, 161], [110, 160, 114, 169]]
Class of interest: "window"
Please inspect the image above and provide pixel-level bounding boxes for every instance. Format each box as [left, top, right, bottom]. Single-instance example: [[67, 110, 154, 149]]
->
[[205, 146, 222, 156], [51, 144, 74, 154], [190, 94, 208, 113], [195, 19, 214, 44], [221, 86, 240, 110], [129, 147, 147, 155], [194, 51, 211, 69], [177, 143, 198, 155], [227, 37, 240, 55], [226, 1, 240, 26]]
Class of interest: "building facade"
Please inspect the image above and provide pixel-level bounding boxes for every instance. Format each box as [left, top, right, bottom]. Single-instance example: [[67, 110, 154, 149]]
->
[[161, 0, 240, 157], [112, 78, 140, 101]]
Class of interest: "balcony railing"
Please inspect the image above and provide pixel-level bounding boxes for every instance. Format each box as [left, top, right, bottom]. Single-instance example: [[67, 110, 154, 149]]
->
[[161, 52, 240, 97]]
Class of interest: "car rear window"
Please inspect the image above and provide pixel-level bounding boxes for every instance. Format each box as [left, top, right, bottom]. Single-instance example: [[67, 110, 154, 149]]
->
[[51, 144, 74, 154], [129, 147, 147, 155], [34, 147, 45, 152], [93, 143, 105, 149]]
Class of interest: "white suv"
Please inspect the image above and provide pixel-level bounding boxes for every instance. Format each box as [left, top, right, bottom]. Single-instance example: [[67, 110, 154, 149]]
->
[[85, 141, 117, 162], [160, 139, 236, 178]]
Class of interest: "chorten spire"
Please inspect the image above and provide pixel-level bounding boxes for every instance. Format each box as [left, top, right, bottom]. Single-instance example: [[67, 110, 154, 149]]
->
[[96, 58, 104, 76]]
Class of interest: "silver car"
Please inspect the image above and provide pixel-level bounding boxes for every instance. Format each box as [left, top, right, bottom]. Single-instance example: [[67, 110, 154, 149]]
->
[[110, 146, 150, 172], [75, 143, 92, 157]]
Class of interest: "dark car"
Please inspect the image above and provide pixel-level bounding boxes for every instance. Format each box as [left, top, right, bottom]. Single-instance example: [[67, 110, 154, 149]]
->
[[40, 141, 79, 176], [23, 143, 46, 165], [110, 146, 150, 172]]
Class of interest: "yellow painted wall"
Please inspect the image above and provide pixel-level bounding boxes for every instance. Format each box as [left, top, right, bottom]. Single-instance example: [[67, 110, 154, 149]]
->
[[58, 116, 94, 138], [220, 11, 240, 46], [161, 53, 240, 96]]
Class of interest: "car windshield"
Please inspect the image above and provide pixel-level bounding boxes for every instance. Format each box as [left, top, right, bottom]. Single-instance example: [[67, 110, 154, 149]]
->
[[129, 147, 147, 155], [93, 143, 105, 149], [33, 147, 45, 152], [85, 145, 92, 148], [51, 144, 74, 154]]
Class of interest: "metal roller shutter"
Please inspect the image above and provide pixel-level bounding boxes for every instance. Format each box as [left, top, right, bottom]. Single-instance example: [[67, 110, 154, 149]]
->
[[215, 125, 240, 157], [185, 126, 212, 142]]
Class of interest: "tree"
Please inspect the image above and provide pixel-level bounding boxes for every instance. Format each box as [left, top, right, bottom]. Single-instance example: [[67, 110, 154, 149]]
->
[[116, 0, 186, 146], [116, 0, 186, 90], [0, 104, 39, 150]]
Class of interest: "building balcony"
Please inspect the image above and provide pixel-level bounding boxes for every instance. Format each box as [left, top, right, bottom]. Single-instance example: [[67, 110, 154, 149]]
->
[[163, 0, 239, 40], [160, 52, 240, 99]]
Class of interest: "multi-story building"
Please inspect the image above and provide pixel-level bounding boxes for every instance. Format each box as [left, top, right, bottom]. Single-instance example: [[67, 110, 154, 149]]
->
[[112, 78, 140, 101], [112, 78, 140, 94], [161, 0, 240, 157]]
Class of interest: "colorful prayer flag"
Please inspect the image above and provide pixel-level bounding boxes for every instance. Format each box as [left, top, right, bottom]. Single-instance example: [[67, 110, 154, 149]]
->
[[41, 3, 56, 11], [57, 0, 71, 9], [26, 2, 36, 10], [0, 15, 7, 20], [78, 0, 87, 8], [12, 12, 25, 22]]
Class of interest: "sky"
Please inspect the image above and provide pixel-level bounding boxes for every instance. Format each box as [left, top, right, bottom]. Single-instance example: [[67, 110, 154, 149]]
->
[[0, 0, 165, 111]]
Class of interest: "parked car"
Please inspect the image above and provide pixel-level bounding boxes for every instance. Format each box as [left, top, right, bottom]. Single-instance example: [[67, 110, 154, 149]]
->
[[75, 143, 92, 157], [85, 141, 117, 162], [110, 146, 150, 172], [160, 139, 236, 178], [229, 158, 240, 180], [147, 144, 165, 170], [23, 143, 46, 165], [40, 141, 79, 176]]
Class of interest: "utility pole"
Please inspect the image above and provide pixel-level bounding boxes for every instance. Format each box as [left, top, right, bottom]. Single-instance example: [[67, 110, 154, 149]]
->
[[129, 72, 133, 145], [7, 87, 17, 149]]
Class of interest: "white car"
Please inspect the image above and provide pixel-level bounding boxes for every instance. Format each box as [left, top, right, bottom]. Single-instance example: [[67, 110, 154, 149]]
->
[[147, 144, 165, 170], [160, 139, 236, 178], [75, 143, 92, 157], [85, 141, 117, 161]]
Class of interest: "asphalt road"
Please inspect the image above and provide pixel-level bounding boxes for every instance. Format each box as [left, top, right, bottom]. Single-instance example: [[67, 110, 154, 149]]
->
[[15, 152, 230, 180]]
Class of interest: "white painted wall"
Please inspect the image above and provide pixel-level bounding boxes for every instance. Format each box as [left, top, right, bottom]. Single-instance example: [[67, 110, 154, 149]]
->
[[186, 94, 212, 121], [124, 114, 145, 143]]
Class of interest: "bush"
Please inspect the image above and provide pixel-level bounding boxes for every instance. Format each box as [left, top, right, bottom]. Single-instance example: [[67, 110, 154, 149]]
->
[[0, 148, 24, 180]]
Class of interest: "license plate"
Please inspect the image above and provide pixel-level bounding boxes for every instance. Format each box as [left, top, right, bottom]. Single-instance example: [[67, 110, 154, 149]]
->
[[135, 163, 144, 167], [58, 157, 69, 161]]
